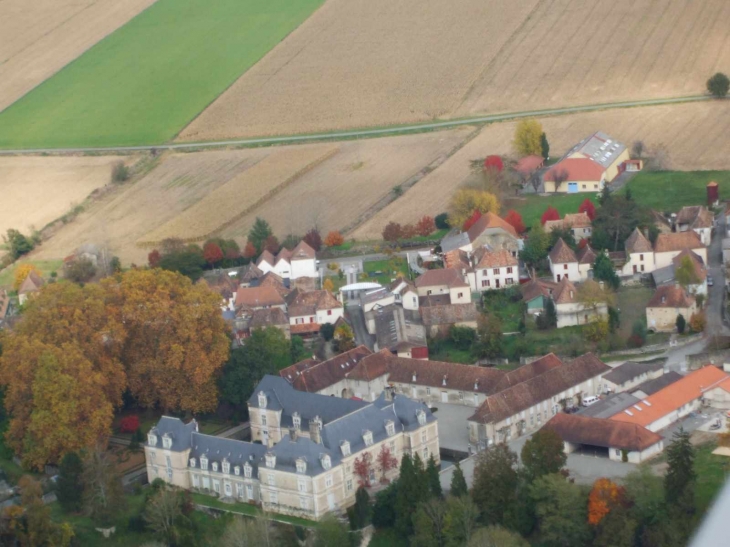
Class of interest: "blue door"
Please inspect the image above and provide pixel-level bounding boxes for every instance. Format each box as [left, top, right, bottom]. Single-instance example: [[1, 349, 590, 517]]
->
[[568, 182, 578, 193]]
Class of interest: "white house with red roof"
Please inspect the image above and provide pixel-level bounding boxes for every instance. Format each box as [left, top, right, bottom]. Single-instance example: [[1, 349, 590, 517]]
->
[[544, 132, 631, 193], [440, 212, 521, 254]]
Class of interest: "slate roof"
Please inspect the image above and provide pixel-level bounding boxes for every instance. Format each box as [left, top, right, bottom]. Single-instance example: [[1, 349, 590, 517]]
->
[[604, 360, 665, 387], [549, 238, 578, 264], [654, 231, 704, 253], [546, 413, 663, 452], [189, 432, 267, 474], [647, 285, 695, 309], [414, 268, 469, 289], [149, 416, 199, 452], [287, 289, 342, 317], [466, 212, 519, 241], [631, 371, 683, 397], [440, 231, 471, 253], [468, 353, 611, 424], [235, 286, 285, 308], [625, 228, 653, 254], [577, 393, 641, 419], [420, 302, 479, 326], [475, 249, 518, 269], [279, 346, 373, 393]]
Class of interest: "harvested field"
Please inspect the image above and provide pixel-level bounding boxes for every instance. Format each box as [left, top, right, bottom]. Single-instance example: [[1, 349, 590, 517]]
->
[[0, 0, 158, 113], [32, 128, 469, 264], [350, 100, 730, 239], [180, 0, 730, 141], [0, 155, 130, 235], [138, 145, 340, 245]]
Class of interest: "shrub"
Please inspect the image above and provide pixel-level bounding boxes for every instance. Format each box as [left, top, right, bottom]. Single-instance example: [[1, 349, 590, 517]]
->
[[320, 323, 335, 341], [676, 314, 686, 334], [689, 312, 707, 333], [111, 161, 130, 183], [707, 72, 729, 98], [120, 415, 140, 434], [434, 213, 449, 230], [65, 258, 96, 283]]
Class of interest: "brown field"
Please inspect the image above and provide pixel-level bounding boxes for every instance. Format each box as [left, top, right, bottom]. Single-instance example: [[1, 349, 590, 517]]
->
[[350, 100, 730, 240], [178, 0, 730, 142], [0, 155, 130, 235], [30, 128, 470, 265], [0, 0, 158, 113]]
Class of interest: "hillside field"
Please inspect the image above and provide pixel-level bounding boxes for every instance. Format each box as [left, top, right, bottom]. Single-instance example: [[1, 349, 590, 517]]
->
[[0, 0, 324, 148], [0, 0, 158, 113], [350, 100, 730, 239], [180, 0, 730, 141]]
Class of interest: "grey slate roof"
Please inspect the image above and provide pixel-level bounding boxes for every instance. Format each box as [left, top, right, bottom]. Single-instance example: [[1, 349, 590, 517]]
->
[[189, 432, 267, 474], [631, 371, 684, 397], [270, 435, 335, 476], [149, 416, 198, 452], [652, 265, 676, 286], [577, 393, 641, 420], [604, 360, 665, 387], [441, 232, 470, 253]]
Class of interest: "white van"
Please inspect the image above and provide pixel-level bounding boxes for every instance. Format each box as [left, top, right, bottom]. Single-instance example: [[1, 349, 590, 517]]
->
[[582, 396, 599, 407]]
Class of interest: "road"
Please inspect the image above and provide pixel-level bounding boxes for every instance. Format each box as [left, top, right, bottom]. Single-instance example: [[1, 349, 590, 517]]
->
[[706, 212, 729, 337], [0, 95, 711, 155]]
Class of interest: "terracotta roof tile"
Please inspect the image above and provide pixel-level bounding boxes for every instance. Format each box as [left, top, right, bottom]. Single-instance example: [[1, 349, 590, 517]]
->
[[280, 346, 372, 392], [290, 323, 321, 334], [475, 249, 518, 269], [545, 158, 605, 182], [647, 285, 695, 308], [549, 238, 578, 264], [259, 271, 291, 298], [466, 212, 518, 242], [414, 268, 469, 289], [654, 231, 704, 253], [291, 240, 316, 260], [576, 244, 597, 265], [495, 354, 564, 390], [249, 308, 289, 329], [443, 250, 471, 270], [546, 413, 663, 452], [288, 290, 342, 317], [552, 277, 578, 304], [18, 271, 44, 295], [672, 249, 706, 282], [514, 155, 544, 174], [625, 228, 653, 254], [520, 279, 557, 302], [346, 349, 393, 381], [235, 286, 285, 308], [256, 250, 276, 268], [676, 206, 713, 230]]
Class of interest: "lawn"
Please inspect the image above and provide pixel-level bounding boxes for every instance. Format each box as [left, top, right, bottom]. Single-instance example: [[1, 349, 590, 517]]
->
[[363, 257, 410, 285], [191, 492, 317, 528], [481, 287, 523, 332], [622, 171, 730, 213], [0, 259, 63, 290], [693, 442, 729, 513], [428, 339, 475, 364], [504, 193, 597, 228], [0, 0, 324, 148], [615, 286, 654, 339]]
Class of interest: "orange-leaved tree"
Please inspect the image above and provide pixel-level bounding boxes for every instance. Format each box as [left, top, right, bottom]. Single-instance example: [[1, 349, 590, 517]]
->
[[504, 210, 526, 234], [324, 231, 345, 247], [416, 216, 436, 237], [588, 478, 625, 525], [13, 263, 41, 291]]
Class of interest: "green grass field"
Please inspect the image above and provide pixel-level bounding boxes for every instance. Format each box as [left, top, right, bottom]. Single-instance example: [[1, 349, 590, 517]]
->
[[504, 194, 597, 228], [622, 171, 730, 212], [0, 0, 324, 148]]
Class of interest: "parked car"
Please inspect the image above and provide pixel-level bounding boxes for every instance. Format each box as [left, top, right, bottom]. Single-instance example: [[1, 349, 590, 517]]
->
[[708, 276, 714, 286]]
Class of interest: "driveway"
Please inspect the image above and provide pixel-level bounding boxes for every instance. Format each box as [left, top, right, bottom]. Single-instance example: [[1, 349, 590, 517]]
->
[[434, 403, 478, 453], [706, 212, 729, 337], [345, 303, 374, 350]]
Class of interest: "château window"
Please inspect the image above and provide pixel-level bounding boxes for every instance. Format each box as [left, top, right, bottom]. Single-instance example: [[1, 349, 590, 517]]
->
[[212, 462, 218, 473], [363, 431, 373, 446], [222, 461, 230, 474], [148, 434, 157, 446], [292, 413, 301, 429], [321, 455, 332, 470], [261, 415, 267, 426], [189, 458, 196, 468], [258, 391, 267, 409], [341, 441, 351, 456], [385, 421, 395, 436], [234, 466, 240, 476], [162, 435, 172, 449], [296, 459, 307, 474], [325, 475, 333, 488], [244, 463, 252, 478], [417, 410, 427, 426], [200, 456, 208, 471], [265, 453, 276, 469]]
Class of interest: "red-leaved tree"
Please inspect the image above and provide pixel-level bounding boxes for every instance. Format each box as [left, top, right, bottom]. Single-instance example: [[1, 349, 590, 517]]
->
[[263, 235, 280, 254], [416, 216, 436, 237], [382, 222, 403, 242], [303, 228, 322, 251], [541, 206, 560, 225], [377, 444, 398, 483], [578, 238, 588, 249], [463, 210, 482, 231], [579, 198, 597, 220], [324, 231, 345, 247], [243, 241, 257, 259], [353, 452, 373, 487], [148, 250, 161, 268], [503, 210, 526, 234], [483, 155, 504, 173], [401, 224, 417, 240], [203, 242, 224, 266], [119, 415, 140, 434]]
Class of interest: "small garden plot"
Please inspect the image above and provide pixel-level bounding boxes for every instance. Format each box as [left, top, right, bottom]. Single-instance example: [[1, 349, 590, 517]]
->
[[362, 257, 409, 286], [481, 287, 524, 332]]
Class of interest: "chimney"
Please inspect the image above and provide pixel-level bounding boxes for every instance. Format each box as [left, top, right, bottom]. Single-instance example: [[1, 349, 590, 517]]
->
[[309, 415, 322, 444]]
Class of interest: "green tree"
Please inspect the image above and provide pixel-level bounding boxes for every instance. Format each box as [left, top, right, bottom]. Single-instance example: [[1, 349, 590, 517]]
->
[[536, 299, 557, 330], [372, 481, 398, 529], [540, 133, 550, 160], [352, 487, 371, 530], [593, 195, 651, 251], [412, 498, 448, 547], [474, 315, 503, 360], [314, 514, 350, 547], [675, 255, 700, 290], [65, 258, 97, 284], [549, 228, 577, 251], [450, 325, 476, 350], [290, 335, 308, 363], [468, 526, 528, 547], [707, 72, 730, 98], [594, 505, 637, 547], [592, 253, 620, 290], [676, 314, 686, 334], [158, 246, 206, 281], [220, 516, 274, 547], [57, 452, 84, 513], [521, 428, 567, 480], [427, 455, 443, 499], [395, 454, 430, 536], [450, 460, 468, 498], [513, 119, 544, 157], [608, 306, 621, 333], [665, 428, 696, 508], [472, 444, 518, 526], [519, 222, 551, 269], [444, 495, 480, 547], [248, 218, 274, 254], [530, 474, 591, 547], [4, 229, 35, 259], [320, 323, 335, 341]]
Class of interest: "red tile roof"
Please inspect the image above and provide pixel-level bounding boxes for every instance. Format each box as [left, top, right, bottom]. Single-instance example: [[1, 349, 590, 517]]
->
[[256, 250, 276, 268], [676, 206, 713, 230], [235, 286, 285, 308], [546, 413, 663, 452], [514, 155, 545, 174], [290, 323, 321, 334], [545, 158, 605, 183], [549, 238, 578, 264], [647, 285, 695, 309], [552, 277, 578, 304], [466, 212, 519, 242], [576, 244, 597, 265], [280, 345, 373, 392], [672, 249, 706, 282], [291, 240, 316, 260], [654, 231, 704, 253], [443, 250, 471, 270], [287, 289, 342, 317], [520, 279, 557, 303], [610, 366, 730, 428], [625, 228, 653, 254], [414, 268, 469, 289], [475, 249, 518, 269]]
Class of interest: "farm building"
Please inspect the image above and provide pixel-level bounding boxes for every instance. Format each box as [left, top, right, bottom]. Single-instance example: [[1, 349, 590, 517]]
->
[[543, 132, 631, 193]]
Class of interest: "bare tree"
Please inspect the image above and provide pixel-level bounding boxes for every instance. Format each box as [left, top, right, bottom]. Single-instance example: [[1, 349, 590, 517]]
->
[[529, 170, 542, 192], [144, 487, 183, 545], [549, 168, 569, 193], [220, 516, 274, 547], [645, 144, 671, 171], [630, 140, 645, 160], [82, 446, 125, 525]]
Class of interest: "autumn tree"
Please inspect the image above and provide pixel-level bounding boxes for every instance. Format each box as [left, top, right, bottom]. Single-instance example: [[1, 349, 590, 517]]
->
[[473, 314, 503, 360], [144, 486, 188, 546], [148, 250, 162, 268], [242, 241, 257, 259], [248, 218, 273, 253], [354, 451, 374, 487], [13, 263, 41, 291], [577, 279, 615, 312], [521, 428, 567, 480], [689, 311, 707, 333], [547, 168, 569, 192], [83, 447, 125, 525], [416, 216, 436, 237], [449, 189, 500, 229], [303, 228, 323, 251], [324, 231, 345, 247], [401, 223, 417, 239], [382, 222, 403, 242], [503, 210, 526, 234], [513, 119, 544, 157], [263, 235, 280, 254], [463, 210, 482, 232], [322, 278, 335, 292], [483, 155, 504, 172], [578, 198, 596, 220], [203, 242, 224, 266], [520, 222, 551, 269], [16, 476, 74, 547], [334, 323, 355, 352], [377, 444, 397, 483], [675, 255, 700, 289], [588, 478, 625, 526], [541, 206, 560, 225]]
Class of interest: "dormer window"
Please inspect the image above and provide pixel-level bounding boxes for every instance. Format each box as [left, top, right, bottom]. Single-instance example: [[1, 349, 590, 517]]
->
[[296, 459, 307, 474], [321, 454, 332, 470], [234, 466, 240, 476], [148, 434, 157, 446], [293, 412, 301, 430], [258, 391, 267, 409], [162, 434, 172, 449], [385, 421, 395, 436], [265, 453, 276, 469], [201, 456, 208, 471], [363, 430, 373, 446], [341, 441, 351, 456], [189, 458, 196, 468], [212, 462, 218, 472], [244, 463, 252, 478], [417, 410, 427, 426], [222, 460, 230, 474]]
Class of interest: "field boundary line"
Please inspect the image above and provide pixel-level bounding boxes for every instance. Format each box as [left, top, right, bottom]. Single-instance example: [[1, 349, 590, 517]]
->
[[0, 95, 716, 155]]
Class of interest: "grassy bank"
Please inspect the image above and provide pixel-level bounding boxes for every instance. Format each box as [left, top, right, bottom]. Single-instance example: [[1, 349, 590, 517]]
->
[[622, 170, 730, 213], [505, 193, 597, 228]]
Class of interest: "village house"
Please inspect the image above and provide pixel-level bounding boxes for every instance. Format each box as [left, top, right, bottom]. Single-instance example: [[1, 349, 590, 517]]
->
[[200, 273, 239, 311], [390, 278, 419, 311], [646, 285, 697, 333], [543, 132, 632, 193], [552, 277, 608, 329], [473, 248, 519, 291], [610, 366, 730, 432], [675, 205, 714, 246], [653, 249, 707, 297], [603, 360, 666, 394], [545, 413, 663, 463], [576, 244, 597, 280], [467, 353, 612, 446], [256, 241, 318, 280], [617, 228, 656, 276], [413, 268, 478, 335], [543, 212, 593, 241], [146, 375, 439, 521], [17, 271, 44, 306], [440, 212, 521, 255], [235, 285, 287, 312], [520, 278, 558, 315], [414, 269, 470, 304], [548, 238, 579, 282], [287, 289, 344, 336], [280, 346, 373, 398], [653, 232, 707, 269], [367, 304, 427, 354]]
